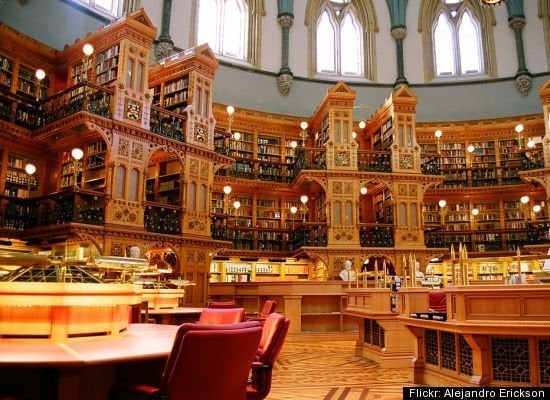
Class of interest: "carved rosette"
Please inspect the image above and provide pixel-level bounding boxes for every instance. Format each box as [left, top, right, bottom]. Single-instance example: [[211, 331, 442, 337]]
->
[[515, 73, 532, 96], [277, 73, 293, 96], [113, 200, 140, 225]]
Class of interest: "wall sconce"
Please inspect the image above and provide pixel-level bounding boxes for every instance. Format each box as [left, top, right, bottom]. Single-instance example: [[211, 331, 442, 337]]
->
[[300, 121, 308, 147], [35, 69, 45, 101], [515, 123, 525, 149], [520, 195, 530, 220], [290, 206, 297, 230], [438, 199, 447, 224], [300, 195, 308, 222], [24, 162, 36, 198], [71, 147, 84, 187], [81, 43, 94, 82]]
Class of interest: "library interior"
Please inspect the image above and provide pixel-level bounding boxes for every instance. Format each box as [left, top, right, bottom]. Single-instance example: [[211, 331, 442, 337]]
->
[[0, 0, 549, 399]]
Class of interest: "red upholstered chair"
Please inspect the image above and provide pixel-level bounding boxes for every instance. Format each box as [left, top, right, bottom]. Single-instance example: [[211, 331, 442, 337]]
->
[[198, 307, 246, 324], [109, 321, 262, 400], [207, 300, 237, 308], [246, 313, 290, 400], [247, 299, 277, 324], [428, 289, 447, 313]]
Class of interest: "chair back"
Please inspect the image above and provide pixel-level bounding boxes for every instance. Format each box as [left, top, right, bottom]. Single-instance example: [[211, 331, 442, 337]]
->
[[247, 313, 290, 400], [259, 299, 277, 318], [207, 300, 236, 308], [428, 290, 447, 313], [198, 307, 246, 324], [161, 323, 262, 400], [257, 313, 289, 364]]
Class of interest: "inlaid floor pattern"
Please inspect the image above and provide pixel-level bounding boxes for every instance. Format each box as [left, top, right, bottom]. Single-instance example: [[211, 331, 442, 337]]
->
[[267, 338, 409, 400]]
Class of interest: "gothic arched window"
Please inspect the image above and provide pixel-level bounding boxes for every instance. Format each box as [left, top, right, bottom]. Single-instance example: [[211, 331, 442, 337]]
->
[[306, 0, 377, 81], [193, 0, 265, 67], [419, 0, 497, 81]]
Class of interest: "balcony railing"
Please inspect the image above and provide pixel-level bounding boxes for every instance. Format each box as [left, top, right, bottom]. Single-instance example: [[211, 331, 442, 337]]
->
[[0, 189, 105, 231], [359, 223, 394, 247], [144, 202, 181, 234]]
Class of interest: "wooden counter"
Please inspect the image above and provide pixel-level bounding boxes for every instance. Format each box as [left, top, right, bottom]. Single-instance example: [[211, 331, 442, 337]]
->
[[208, 281, 357, 333], [395, 285, 550, 386]]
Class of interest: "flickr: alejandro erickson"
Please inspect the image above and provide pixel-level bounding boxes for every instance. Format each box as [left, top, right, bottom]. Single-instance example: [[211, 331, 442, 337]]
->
[[405, 387, 547, 399]]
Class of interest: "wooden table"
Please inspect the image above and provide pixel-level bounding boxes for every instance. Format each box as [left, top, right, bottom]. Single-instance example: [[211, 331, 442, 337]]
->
[[0, 324, 178, 400], [145, 306, 204, 325]]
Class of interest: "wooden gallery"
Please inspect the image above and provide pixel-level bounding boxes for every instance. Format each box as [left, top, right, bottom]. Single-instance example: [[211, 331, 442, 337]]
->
[[0, 1, 549, 399]]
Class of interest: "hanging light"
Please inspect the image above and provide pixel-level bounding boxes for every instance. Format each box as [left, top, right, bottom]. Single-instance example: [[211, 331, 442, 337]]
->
[[360, 186, 367, 195], [481, 0, 505, 5]]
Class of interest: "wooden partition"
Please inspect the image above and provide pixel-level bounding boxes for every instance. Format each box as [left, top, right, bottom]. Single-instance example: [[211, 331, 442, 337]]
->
[[344, 288, 416, 369], [397, 285, 550, 386]]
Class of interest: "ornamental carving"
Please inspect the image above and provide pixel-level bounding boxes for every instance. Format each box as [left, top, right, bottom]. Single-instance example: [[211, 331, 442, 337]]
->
[[515, 74, 532, 96], [200, 160, 209, 177], [190, 158, 199, 174], [119, 137, 130, 157], [277, 73, 293, 96], [131, 142, 143, 160], [334, 182, 343, 194]]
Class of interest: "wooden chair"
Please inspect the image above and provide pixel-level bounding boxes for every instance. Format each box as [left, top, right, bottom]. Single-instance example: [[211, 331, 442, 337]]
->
[[246, 313, 290, 400], [247, 299, 276, 324], [109, 321, 262, 400], [207, 300, 237, 309], [198, 307, 246, 324]]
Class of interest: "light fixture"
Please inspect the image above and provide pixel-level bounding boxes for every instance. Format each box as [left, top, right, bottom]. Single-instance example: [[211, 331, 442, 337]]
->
[[300, 195, 308, 222], [300, 121, 308, 147], [515, 123, 525, 149], [527, 137, 535, 148], [290, 206, 298, 230], [360, 186, 367, 195], [81, 43, 94, 82], [71, 147, 84, 188], [434, 130, 442, 140], [358, 120, 366, 130], [233, 200, 241, 210], [223, 185, 232, 195], [439, 199, 447, 225], [471, 208, 479, 217], [290, 140, 298, 149], [481, 0, 505, 6], [25, 162, 36, 199], [533, 204, 542, 214], [352, 131, 357, 139], [232, 200, 241, 240], [233, 131, 241, 141], [226, 105, 234, 133], [222, 185, 232, 215], [520, 195, 530, 205], [35, 69, 45, 100], [467, 144, 475, 153]]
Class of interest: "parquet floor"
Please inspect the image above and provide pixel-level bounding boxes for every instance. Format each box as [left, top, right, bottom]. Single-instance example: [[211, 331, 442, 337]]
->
[[267, 335, 409, 400]]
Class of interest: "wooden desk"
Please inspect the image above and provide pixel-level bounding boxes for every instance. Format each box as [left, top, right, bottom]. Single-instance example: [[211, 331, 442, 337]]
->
[[145, 307, 204, 325], [0, 324, 178, 400]]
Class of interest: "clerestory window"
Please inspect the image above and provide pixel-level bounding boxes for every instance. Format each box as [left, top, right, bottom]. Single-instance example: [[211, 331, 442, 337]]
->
[[419, 0, 497, 81], [194, 0, 265, 67], [306, 0, 377, 81], [71, 0, 121, 18]]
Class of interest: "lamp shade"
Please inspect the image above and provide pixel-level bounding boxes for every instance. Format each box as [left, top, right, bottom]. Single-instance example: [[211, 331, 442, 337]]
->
[[71, 148, 84, 160], [25, 163, 36, 175], [300, 195, 308, 204]]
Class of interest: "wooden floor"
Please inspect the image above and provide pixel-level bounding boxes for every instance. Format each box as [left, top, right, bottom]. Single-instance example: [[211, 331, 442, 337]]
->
[[267, 334, 410, 400]]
